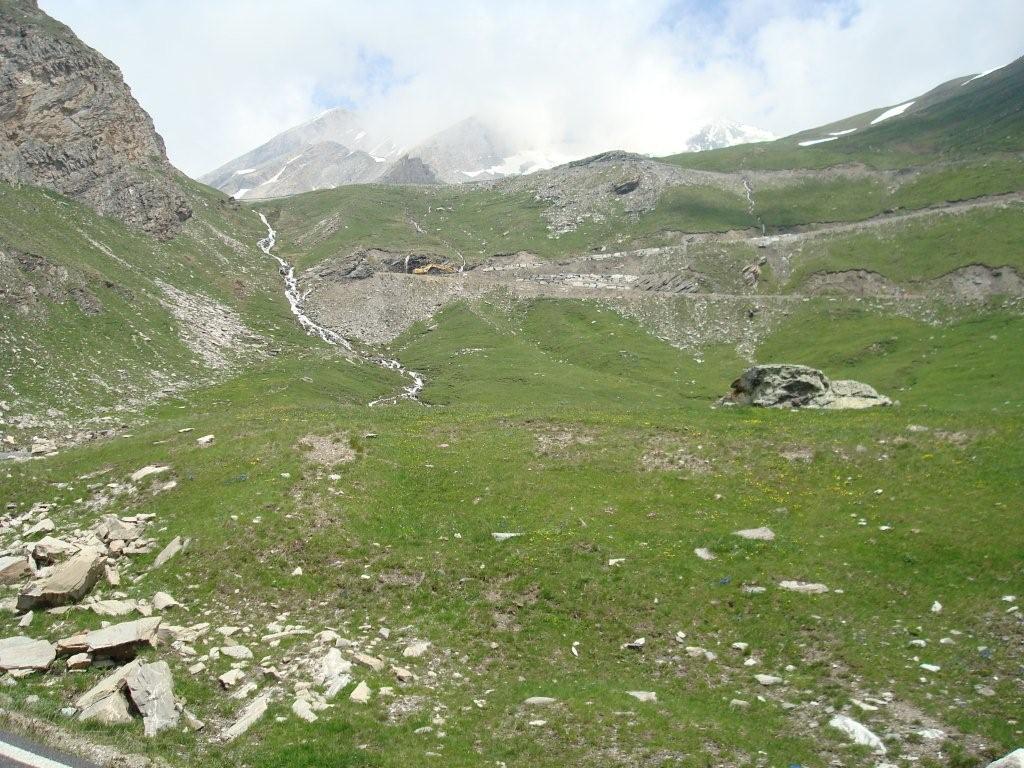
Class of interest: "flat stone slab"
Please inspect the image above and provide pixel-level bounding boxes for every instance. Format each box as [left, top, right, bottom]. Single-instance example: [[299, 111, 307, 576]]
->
[[733, 527, 775, 541], [779, 580, 829, 594], [152, 536, 187, 569], [0, 636, 56, 671], [17, 547, 105, 611], [222, 693, 270, 741], [86, 617, 162, 657]]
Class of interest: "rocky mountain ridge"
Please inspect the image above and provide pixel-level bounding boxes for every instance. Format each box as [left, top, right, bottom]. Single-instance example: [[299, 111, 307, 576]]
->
[[0, 0, 190, 238], [202, 111, 776, 199]]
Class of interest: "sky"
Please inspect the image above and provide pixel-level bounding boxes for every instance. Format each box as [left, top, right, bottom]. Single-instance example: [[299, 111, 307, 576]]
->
[[41, 0, 1024, 178]]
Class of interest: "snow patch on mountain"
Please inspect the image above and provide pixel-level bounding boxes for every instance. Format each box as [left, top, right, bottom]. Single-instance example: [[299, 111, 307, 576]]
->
[[870, 101, 915, 125]]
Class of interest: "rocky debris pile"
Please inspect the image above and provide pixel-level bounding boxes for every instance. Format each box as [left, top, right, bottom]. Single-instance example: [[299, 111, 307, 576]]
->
[[719, 364, 891, 409], [0, 1, 191, 238]]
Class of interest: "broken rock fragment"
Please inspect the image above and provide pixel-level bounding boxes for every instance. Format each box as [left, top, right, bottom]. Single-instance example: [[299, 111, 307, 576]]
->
[[17, 547, 105, 611], [76, 658, 143, 709], [733, 527, 775, 542], [0, 555, 31, 584], [222, 693, 270, 741], [152, 536, 187, 569], [828, 714, 886, 754], [78, 690, 133, 726], [126, 660, 180, 737]]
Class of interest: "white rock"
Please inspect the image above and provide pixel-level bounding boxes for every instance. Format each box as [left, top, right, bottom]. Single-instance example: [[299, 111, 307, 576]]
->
[[222, 693, 270, 741], [403, 641, 431, 658], [734, 527, 775, 541], [608, 558, 625, 567], [89, 599, 137, 617], [221, 644, 253, 660], [828, 714, 886, 754], [491, 532, 521, 542], [152, 592, 179, 611], [694, 547, 716, 561], [17, 547, 105, 611], [352, 652, 384, 672], [25, 518, 55, 536], [392, 665, 414, 683], [920, 663, 941, 672], [78, 691, 132, 725], [292, 698, 318, 722], [627, 690, 656, 702], [755, 674, 782, 686], [85, 617, 162, 655], [152, 536, 187, 569], [76, 659, 143, 709], [523, 696, 556, 705], [291, 567, 303, 576], [778, 580, 829, 594], [350, 681, 371, 704], [219, 669, 245, 689], [931, 601, 942, 614], [66, 653, 92, 670], [196, 435, 215, 447], [130, 465, 169, 483], [17, 612, 33, 628], [851, 698, 879, 712], [0, 555, 31, 584], [987, 749, 1024, 768]]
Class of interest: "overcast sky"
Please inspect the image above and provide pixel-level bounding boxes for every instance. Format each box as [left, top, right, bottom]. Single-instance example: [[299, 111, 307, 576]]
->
[[41, 0, 1024, 178]]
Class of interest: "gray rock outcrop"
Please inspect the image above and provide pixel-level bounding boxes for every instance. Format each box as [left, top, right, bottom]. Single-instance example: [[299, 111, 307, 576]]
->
[[0, 0, 190, 238], [720, 364, 890, 410]]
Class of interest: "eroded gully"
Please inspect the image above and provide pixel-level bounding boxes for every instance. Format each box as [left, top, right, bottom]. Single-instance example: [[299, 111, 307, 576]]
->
[[256, 212, 424, 406]]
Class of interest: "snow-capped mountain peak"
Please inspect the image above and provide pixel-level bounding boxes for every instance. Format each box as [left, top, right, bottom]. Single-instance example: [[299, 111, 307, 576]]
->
[[682, 120, 775, 152]]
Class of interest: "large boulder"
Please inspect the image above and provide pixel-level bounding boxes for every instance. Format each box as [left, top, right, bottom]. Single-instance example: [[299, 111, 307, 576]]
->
[[17, 546, 105, 611], [988, 750, 1024, 768], [720, 364, 890, 410]]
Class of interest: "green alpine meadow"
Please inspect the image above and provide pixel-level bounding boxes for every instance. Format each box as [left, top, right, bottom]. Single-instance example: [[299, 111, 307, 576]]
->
[[0, 1, 1021, 766]]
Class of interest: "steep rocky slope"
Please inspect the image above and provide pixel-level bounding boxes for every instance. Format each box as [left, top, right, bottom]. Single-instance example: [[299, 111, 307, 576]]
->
[[0, 0, 190, 238]]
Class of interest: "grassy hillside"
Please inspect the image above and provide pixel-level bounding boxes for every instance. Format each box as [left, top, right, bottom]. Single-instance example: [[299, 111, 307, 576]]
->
[[0, 181, 340, 433], [1, 44, 1023, 768], [1, 297, 1021, 767], [664, 57, 1024, 172]]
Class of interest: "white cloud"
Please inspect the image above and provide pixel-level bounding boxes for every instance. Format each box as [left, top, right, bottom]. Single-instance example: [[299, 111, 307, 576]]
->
[[40, 0, 1024, 177]]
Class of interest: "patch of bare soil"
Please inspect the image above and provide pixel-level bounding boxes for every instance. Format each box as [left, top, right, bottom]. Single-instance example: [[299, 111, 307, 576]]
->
[[296, 433, 357, 466], [533, 424, 596, 455], [641, 440, 713, 474]]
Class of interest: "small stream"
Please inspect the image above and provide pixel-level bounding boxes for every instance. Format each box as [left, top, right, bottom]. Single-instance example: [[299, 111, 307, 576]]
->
[[256, 212, 424, 406]]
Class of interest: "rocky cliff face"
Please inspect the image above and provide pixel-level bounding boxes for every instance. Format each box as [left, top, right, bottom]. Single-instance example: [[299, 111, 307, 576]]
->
[[0, 0, 190, 238]]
